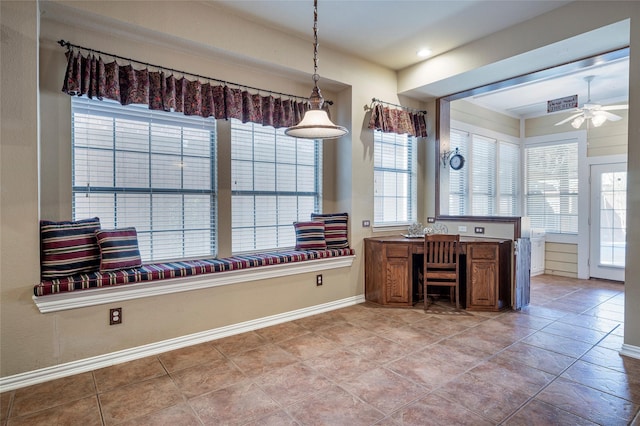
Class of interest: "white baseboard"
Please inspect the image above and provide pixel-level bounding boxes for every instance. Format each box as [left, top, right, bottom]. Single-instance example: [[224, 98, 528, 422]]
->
[[620, 343, 640, 360], [1, 294, 366, 392]]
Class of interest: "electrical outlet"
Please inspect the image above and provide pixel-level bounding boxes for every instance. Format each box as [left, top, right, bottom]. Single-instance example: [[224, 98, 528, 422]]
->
[[427, 217, 436, 223], [458, 225, 467, 232], [362, 220, 371, 228], [474, 226, 485, 234], [110, 307, 122, 325], [316, 274, 323, 286]]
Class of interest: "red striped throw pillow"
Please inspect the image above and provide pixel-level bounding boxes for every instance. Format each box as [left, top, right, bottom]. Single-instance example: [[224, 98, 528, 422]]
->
[[310, 212, 349, 249], [95, 228, 142, 272], [40, 217, 101, 280], [294, 221, 327, 250]]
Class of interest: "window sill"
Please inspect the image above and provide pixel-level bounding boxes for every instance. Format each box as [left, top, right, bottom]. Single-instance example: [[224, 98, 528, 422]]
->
[[33, 255, 355, 313]]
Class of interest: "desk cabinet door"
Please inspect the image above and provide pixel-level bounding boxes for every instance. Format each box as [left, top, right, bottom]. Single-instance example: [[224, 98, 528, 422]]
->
[[467, 245, 498, 309], [385, 257, 410, 304]]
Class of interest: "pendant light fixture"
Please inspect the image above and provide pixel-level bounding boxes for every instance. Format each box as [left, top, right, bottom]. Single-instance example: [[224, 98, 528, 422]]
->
[[285, 0, 348, 140]]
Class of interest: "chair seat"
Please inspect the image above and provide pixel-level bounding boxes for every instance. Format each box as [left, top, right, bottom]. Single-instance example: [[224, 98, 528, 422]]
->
[[425, 271, 457, 280]]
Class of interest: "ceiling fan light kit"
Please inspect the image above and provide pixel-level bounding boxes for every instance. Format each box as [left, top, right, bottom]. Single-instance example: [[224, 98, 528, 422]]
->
[[590, 113, 607, 128], [570, 115, 585, 129], [556, 75, 627, 129], [570, 110, 608, 129]]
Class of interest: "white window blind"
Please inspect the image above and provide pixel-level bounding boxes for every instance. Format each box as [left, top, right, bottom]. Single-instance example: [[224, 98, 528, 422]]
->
[[72, 97, 217, 262], [373, 131, 417, 226], [448, 130, 469, 215], [498, 141, 520, 216], [471, 134, 496, 216], [231, 120, 322, 253], [525, 141, 578, 233], [448, 129, 520, 216]]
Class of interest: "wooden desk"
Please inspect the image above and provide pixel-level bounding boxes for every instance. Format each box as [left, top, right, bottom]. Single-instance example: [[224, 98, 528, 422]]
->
[[364, 236, 512, 311]]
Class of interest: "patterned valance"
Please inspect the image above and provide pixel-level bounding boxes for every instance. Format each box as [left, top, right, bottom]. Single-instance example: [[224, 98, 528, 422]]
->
[[60, 44, 330, 129], [367, 100, 427, 137]]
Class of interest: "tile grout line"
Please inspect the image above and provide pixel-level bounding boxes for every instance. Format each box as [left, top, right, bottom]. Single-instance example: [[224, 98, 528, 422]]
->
[[90, 371, 107, 426], [498, 310, 626, 425], [413, 298, 621, 425]]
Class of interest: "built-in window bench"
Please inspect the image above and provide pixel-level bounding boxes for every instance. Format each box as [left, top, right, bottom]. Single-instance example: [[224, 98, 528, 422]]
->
[[33, 249, 355, 313]]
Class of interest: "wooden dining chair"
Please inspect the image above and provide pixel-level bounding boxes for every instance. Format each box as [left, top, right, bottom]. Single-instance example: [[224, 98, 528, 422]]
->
[[424, 234, 461, 310]]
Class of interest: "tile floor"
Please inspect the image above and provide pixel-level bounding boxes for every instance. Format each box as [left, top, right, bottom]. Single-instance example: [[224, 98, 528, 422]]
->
[[2, 275, 640, 425]]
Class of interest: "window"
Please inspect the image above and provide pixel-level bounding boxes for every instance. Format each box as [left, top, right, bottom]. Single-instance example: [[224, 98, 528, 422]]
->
[[373, 131, 417, 226], [525, 140, 578, 234], [448, 128, 519, 216], [72, 97, 217, 262], [498, 141, 520, 216], [448, 130, 468, 215], [231, 120, 322, 253], [471, 134, 497, 216]]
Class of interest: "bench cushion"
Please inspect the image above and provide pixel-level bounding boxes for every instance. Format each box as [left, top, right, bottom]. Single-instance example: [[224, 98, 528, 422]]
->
[[34, 248, 355, 296]]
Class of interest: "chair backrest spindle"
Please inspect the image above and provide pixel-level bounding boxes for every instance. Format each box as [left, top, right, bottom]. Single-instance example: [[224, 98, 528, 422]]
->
[[425, 237, 458, 266], [423, 233, 461, 309]]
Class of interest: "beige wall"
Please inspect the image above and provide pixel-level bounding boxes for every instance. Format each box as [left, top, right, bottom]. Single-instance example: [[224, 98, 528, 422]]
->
[[545, 243, 578, 278], [1, 1, 49, 376], [624, 2, 640, 348], [451, 100, 520, 138], [2, 0, 640, 380]]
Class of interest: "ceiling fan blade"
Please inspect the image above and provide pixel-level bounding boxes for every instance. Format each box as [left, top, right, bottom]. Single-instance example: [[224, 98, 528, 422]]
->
[[597, 111, 622, 121], [555, 113, 582, 126], [600, 104, 628, 111]]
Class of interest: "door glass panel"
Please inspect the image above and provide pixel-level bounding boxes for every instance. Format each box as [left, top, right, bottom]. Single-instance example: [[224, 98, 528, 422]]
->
[[599, 171, 626, 267]]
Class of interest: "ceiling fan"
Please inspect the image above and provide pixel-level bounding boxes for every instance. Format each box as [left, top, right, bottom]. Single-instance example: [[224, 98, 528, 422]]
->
[[554, 75, 628, 129]]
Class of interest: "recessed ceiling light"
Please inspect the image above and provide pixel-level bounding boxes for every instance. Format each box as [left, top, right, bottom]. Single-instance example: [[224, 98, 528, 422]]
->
[[417, 48, 432, 58]]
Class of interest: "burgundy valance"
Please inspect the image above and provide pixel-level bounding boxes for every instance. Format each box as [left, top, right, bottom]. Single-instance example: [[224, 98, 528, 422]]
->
[[367, 102, 428, 138], [61, 49, 322, 129]]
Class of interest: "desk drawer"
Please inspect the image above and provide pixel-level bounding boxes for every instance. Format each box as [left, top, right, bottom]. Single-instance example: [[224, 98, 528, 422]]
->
[[469, 245, 497, 260], [386, 244, 409, 258]]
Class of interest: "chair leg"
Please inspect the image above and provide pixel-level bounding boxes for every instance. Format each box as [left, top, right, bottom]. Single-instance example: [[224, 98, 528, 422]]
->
[[446, 286, 460, 310], [424, 282, 429, 310]]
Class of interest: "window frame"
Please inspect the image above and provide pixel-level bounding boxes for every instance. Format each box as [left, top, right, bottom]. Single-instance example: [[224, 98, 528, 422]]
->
[[230, 120, 323, 254], [523, 131, 587, 245], [373, 130, 418, 228], [71, 97, 218, 262]]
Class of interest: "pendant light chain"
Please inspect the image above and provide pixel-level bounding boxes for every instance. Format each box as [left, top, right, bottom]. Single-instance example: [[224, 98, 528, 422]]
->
[[284, 0, 348, 139], [307, 0, 323, 110], [312, 0, 319, 88]]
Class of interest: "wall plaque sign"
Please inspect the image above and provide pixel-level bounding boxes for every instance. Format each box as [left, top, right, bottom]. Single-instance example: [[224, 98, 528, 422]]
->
[[547, 95, 578, 113]]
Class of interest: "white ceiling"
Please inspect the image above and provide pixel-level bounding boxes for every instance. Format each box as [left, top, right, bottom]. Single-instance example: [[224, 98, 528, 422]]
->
[[210, 0, 630, 120], [212, 0, 573, 71]]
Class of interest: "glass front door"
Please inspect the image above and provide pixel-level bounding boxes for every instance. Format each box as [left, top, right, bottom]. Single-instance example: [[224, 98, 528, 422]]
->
[[590, 162, 626, 281]]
